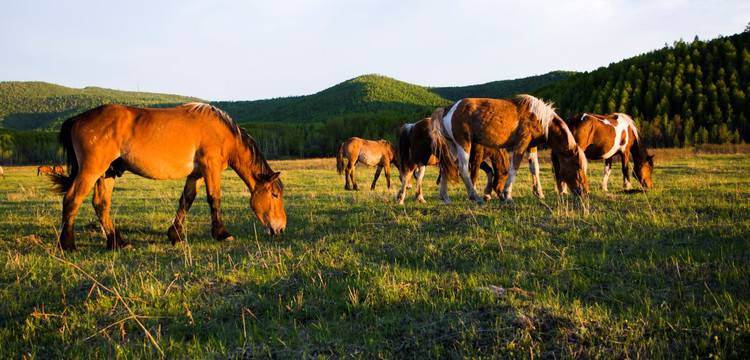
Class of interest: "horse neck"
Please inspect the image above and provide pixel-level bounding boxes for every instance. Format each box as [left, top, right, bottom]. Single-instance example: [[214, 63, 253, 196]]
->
[[629, 133, 649, 165], [545, 119, 576, 153], [229, 135, 273, 190]]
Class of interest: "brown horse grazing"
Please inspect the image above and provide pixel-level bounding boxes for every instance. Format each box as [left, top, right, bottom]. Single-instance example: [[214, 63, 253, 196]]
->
[[38, 165, 54, 176], [0, 166, 4, 179], [53, 165, 64, 175], [396, 117, 510, 203], [51, 103, 286, 251], [554, 113, 654, 193], [336, 137, 399, 191], [430, 95, 589, 203]]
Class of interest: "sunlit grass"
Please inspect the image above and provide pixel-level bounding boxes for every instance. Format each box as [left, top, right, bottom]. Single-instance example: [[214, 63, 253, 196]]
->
[[0, 150, 748, 358]]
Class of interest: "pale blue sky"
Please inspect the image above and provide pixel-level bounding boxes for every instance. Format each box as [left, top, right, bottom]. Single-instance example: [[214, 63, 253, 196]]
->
[[1, 0, 748, 101]]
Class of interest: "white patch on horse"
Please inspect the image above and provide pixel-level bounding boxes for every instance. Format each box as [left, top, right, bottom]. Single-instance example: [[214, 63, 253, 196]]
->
[[442, 100, 462, 143], [600, 116, 630, 159]]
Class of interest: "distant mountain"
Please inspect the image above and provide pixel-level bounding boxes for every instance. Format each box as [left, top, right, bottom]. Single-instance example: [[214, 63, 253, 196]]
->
[[213, 74, 452, 124], [0, 71, 572, 131], [0, 81, 205, 130], [430, 71, 574, 101]]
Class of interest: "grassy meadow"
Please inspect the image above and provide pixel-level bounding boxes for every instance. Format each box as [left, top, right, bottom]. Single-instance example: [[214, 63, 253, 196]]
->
[[0, 148, 749, 359]]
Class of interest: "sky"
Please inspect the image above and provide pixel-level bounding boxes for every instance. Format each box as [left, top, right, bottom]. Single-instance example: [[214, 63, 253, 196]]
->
[[1, 0, 749, 101]]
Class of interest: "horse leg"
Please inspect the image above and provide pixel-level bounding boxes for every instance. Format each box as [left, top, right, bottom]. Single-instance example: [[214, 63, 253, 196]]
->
[[479, 161, 494, 201], [348, 162, 359, 191], [601, 158, 613, 192], [527, 147, 545, 199], [58, 172, 99, 251], [203, 168, 233, 241], [371, 166, 382, 190], [551, 152, 568, 194], [455, 145, 482, 203], [620, 153, 634, 191], [438, 167, 452, 205], [414, 165, 428, 203], [503, 144, 529, 202], [168, 175, 203, 244], [396, 167, 414, 204], [92, 176, 129, 250]]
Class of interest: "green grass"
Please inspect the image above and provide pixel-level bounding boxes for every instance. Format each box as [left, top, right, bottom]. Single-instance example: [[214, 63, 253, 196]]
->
[[1, 150, 749, 359]]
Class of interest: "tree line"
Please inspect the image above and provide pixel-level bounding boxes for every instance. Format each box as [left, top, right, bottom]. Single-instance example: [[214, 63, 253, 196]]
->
[[534, 31, 750, 147]]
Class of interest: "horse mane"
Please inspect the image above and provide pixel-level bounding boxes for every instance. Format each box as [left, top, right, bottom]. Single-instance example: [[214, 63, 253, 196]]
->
[[512, 95, 558, 139], [183, 103, 276, 178]]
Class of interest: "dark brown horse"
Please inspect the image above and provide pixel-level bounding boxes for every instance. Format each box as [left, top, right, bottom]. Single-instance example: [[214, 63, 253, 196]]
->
[[396, 118, 510, 203], [336, 137, 399, 191], [431, 95, 589, 203], [554, 113, 654, 193], [38, 165, 54, 176], [51, 103, 286, 251]]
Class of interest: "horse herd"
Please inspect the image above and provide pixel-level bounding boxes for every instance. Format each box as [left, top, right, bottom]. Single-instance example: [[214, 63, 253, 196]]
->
[[40, 95, 653, 252]]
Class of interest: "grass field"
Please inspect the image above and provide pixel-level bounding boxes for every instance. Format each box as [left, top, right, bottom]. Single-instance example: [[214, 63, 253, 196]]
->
[[1, 148, 748, 359]]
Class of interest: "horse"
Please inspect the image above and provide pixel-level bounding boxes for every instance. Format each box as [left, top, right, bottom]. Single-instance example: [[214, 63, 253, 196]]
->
[[336, 137, 399, 191], [430, 95, 589, 203], [38, 165, 54, 176], [395, 118, 439, 203], [53, 165, 64, 175], [0, 166, 4, 179], [51, 103, 287, 251], [554, 113, 654, 193], [395, 117, 510, 204]]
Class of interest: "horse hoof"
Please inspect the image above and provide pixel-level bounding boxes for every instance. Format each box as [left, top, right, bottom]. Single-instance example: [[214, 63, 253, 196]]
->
[[483, 194, 492, 201]]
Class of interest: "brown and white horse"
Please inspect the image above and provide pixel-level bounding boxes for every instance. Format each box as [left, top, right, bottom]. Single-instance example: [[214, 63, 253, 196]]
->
[[554, 113, 654, 193], [395, 118, 439, 203], [395, 117, 511, 203], [51, 103, 286, 251], [336, 137, 399, 191], [430, 95, 589, 203]]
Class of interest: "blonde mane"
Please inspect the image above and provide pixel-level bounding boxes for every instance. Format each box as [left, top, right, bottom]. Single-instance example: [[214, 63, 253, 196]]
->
[[513, 95, 558, 139]]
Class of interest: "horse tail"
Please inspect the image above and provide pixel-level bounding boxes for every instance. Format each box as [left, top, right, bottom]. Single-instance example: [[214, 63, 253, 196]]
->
[[397, 124, 411, 173], [335, 142, 345, 175], [50, 116, 78, 194], [429, 107, 459, 182]]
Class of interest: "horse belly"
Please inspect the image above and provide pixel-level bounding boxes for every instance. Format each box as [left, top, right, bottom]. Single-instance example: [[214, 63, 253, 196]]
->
[[120, 148, 198, 180], [357, 151, 381, 166]]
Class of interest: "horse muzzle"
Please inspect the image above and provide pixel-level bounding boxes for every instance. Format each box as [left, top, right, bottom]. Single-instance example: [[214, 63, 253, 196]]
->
[[264, 218, 286, 236]]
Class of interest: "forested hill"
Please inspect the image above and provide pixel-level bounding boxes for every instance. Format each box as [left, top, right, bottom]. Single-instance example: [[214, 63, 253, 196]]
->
[[0, 81, 205, 130], [212, 74, 451, 124], [431, 71, 574, 101], [534, 31, 750, 147]]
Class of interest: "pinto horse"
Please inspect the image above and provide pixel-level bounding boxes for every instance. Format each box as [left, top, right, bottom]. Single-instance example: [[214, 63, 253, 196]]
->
[[38, 165, 54, 176], [336, 137, 399, 191], [396, 117, 509, 204], [554, 113, 654, 193], [430, 95, 589, 203], [51, 103, 287, 251]]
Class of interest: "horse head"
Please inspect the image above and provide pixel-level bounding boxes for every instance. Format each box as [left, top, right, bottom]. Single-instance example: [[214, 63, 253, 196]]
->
[[555, 145, 590, 196], [633, 154, 654, 190], [250, 172, 287, 235]]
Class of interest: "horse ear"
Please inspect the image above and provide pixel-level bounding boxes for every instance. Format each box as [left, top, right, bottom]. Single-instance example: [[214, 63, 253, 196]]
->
[[268, 172, 281, 183], [647, 154, 655, 162]]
